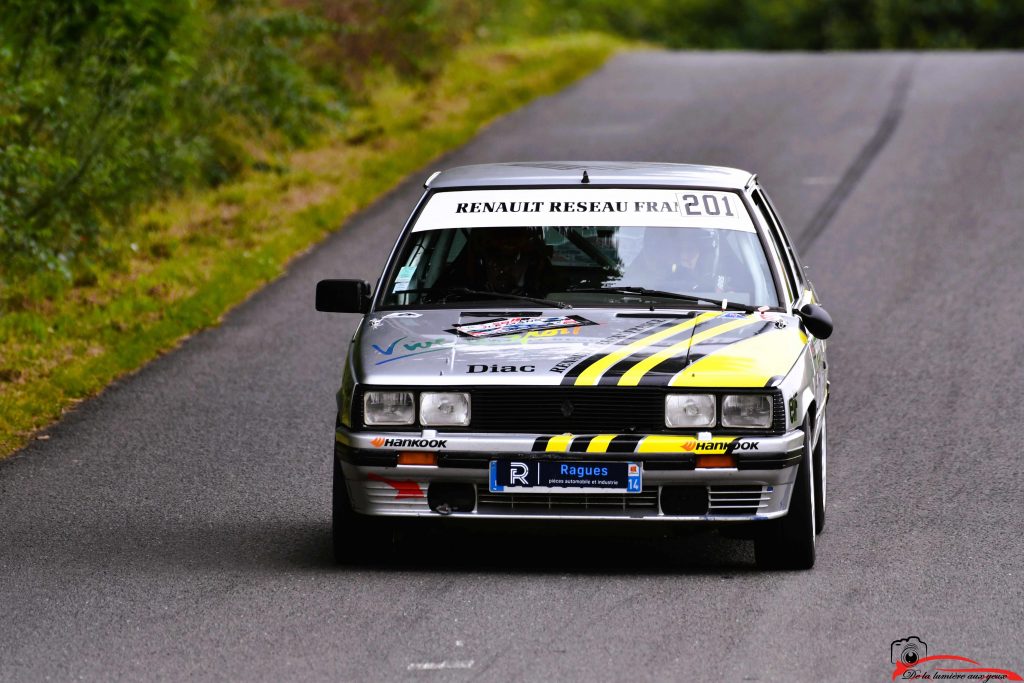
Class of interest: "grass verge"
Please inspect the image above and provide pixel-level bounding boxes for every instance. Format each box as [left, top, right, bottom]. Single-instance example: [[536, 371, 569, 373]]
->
[[0, 33, 623, 459]]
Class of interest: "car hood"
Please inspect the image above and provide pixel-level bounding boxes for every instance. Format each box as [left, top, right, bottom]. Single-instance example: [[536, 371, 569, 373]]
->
[[354, 308, 807, 388]]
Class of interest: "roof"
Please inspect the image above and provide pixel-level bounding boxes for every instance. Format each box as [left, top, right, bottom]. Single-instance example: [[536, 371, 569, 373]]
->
[[426, 162, 755, 190]]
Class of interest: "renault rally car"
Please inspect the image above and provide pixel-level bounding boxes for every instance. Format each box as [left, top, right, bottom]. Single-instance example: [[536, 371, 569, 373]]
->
[[316, 162, 833, 570]]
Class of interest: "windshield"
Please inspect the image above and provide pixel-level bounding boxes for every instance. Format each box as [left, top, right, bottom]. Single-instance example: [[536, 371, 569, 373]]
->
[[379, 188, 780, 309]]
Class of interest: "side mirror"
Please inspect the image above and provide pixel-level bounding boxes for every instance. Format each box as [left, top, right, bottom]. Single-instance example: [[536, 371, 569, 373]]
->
[[797, 303, 833, 339], [316, 279, 371, 313]]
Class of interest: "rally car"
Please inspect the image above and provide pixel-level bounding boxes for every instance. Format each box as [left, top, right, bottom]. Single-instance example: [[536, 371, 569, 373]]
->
[[316, 162, 833, 569]]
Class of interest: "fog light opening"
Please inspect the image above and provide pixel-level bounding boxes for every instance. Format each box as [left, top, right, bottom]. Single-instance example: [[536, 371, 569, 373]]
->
[[660, 486, 709, 516], [427, 483, 476, 514]]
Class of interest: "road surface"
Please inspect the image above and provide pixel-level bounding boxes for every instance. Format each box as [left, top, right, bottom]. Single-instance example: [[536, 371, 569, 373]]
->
[[2, 52, 1023, 681]]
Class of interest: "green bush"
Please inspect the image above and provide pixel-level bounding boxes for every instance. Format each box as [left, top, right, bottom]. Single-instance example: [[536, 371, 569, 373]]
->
[[0, 0, 342, 279], [3, 0, 1022, 284], [483, 0, 1024, 50]]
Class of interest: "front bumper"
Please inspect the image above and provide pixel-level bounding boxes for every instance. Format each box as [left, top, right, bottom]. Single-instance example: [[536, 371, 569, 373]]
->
[[335, 429, 803, 522]]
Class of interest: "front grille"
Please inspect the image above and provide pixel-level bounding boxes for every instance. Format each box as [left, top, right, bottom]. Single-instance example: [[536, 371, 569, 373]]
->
[[471, 387, 666, 433], [476, 485, 659, 514], [354, 387, 785, 434], [707, 485, 771, 515], [475, 485, 773, 516]]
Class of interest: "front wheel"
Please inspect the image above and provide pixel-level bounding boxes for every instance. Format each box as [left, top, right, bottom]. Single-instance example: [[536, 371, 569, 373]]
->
[[754, 419, 816, 570], [813, 411, 827, 534], [332, 457, 396, 565]]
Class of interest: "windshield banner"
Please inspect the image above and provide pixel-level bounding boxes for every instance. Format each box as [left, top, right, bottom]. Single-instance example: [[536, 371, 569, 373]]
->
[[413, 189, 755, 233]]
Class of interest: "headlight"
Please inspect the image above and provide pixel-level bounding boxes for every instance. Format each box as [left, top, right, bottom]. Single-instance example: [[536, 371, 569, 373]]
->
[[665, 394, 716, 428], [363, 391, 415, 425], [419, 392, 471, 426], [721, 394, 773, 428]]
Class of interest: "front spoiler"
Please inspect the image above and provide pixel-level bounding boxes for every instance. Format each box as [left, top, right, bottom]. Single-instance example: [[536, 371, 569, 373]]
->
[[334, 429, 804, 521]]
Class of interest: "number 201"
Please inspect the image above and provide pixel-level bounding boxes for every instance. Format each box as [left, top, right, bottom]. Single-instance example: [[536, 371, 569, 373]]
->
[[680, 193, 735, 217]]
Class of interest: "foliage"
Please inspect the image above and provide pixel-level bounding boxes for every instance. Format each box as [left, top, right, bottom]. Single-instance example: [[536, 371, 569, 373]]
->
[[294, 0, 484, 92], [0, 0, 341, 278], [483, 0, 1024, 50], [6, 0, 1020, 281], [0, 33, 622, 458]]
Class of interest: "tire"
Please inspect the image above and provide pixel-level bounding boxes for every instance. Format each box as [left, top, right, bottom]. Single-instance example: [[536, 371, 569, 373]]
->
[[813, 411, 827, 535], [754, 419, 816, 570], [332, 457, 395, 565]]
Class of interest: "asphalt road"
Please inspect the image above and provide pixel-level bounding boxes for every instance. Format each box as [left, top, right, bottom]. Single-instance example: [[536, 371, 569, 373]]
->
[[3, 52, 1023, 682]]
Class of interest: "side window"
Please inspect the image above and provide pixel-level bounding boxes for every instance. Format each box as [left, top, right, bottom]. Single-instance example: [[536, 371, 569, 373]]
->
[[751, 190, 798, 303], [760, 189, 806, 292]]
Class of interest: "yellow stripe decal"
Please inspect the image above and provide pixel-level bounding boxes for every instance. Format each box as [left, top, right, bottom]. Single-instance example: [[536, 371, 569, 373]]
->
[[669, 327, 808, 387], [586, 434, 616, 453], [636, 435, 737, 454], [546, 434, 574, 452], [617, 317, 758, 386], [574, 312, 717, 386]]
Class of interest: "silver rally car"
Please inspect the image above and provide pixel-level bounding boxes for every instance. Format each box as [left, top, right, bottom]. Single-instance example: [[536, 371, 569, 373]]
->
[[316, 162, 833, 569]]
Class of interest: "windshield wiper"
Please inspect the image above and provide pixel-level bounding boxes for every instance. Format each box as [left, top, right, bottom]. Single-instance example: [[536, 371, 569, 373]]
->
[[401, 287, 571, 309], [567, 286, 757, 313]]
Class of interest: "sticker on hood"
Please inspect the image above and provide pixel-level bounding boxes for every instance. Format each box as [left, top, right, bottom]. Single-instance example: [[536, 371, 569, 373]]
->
[[448, 315, 596, 339]]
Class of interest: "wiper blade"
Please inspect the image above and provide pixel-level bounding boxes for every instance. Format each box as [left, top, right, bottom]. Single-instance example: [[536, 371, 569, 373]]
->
[[568, 286, 757, 313], [402, 287, 571, 309]]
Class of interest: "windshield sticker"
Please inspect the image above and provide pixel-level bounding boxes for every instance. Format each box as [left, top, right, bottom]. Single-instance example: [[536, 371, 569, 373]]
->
[[448, 315, 596, 339], [393, 265, 417, 292], [414, 189, 755, 232]]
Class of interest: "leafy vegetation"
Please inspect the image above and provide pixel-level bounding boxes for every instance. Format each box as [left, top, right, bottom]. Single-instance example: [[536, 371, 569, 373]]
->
[[0, 32, 622, 456], [2, 0, 1021, 457], [0, 0, 340, 277], [486, 0, 1024, 49]]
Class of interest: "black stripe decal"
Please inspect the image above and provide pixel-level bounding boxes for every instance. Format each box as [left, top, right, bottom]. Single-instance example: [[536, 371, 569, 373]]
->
[[603, 316, 753, 386], [569, 436, 594, 452], [532, 436, 551, 452], [558, 320, 679, 385], [633, 323, 768, 385], [685, 321, 775, 365], [598, 351, 670, 385], [594, 316, 738, 386], [606, 435, 643, 453], [634, 320, 771, 385]]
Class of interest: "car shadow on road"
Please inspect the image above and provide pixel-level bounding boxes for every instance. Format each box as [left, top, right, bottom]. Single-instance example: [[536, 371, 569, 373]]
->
[[301, 520, 763, 576], [1, 512, 760, 577]]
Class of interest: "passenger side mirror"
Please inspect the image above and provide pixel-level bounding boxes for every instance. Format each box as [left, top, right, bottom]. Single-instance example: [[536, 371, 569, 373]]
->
[[316, 279, 371, 313], [797, 303, 833, 339]]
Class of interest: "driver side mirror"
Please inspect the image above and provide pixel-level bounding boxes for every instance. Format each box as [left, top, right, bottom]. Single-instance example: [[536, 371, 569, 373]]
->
[[797, 303, 833, 339], [316, 279, 371, 313]]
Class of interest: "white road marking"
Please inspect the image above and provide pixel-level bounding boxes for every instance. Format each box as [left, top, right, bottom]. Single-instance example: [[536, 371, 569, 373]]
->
[[407, 660, 475, 671]]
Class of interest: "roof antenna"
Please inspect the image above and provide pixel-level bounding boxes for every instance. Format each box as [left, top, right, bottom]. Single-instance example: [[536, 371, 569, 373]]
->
[[581, 170, 590, 184]]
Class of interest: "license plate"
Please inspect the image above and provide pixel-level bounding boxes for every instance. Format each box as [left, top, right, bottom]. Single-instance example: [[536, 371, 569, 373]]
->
[[489, 460, 642, 494]]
